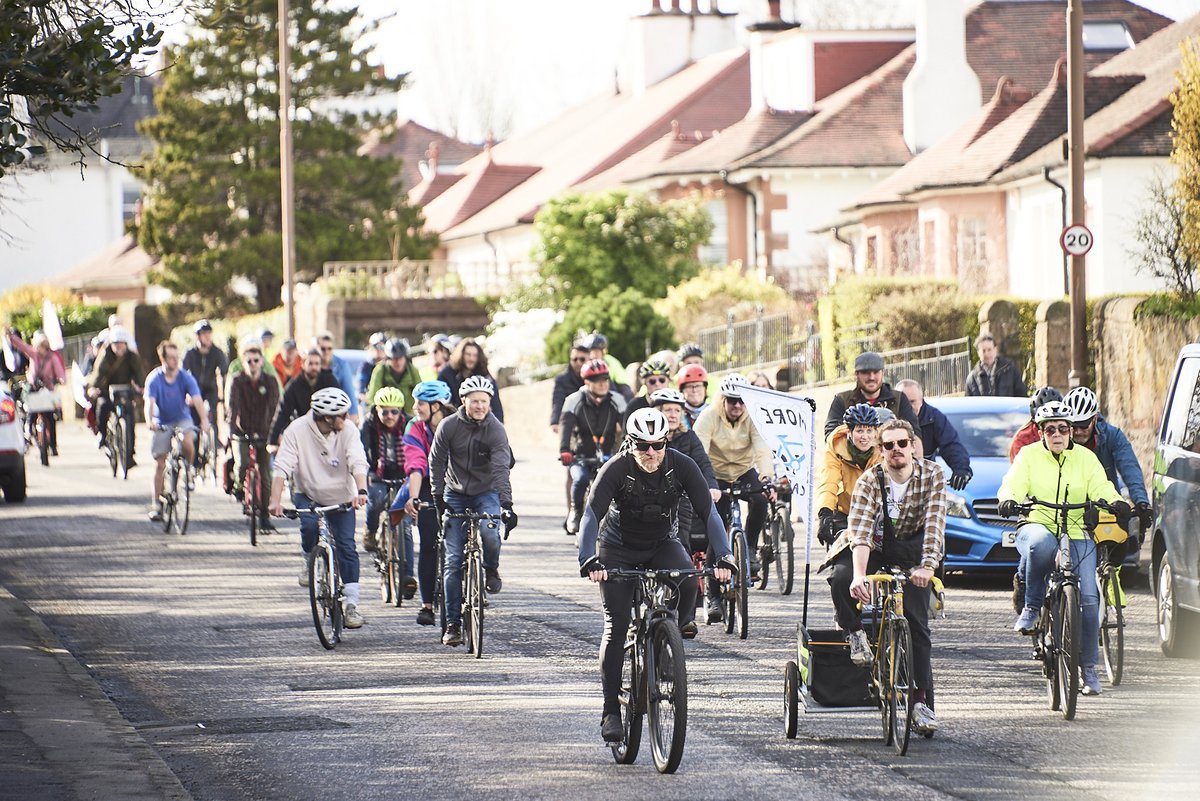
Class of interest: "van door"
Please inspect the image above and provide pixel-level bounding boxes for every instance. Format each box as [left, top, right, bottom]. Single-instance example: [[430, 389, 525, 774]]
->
[[1156, 355, 1200, 611]]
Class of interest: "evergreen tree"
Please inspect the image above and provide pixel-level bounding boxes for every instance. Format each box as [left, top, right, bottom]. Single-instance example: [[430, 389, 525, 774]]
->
[[137, 0, 436, 312]]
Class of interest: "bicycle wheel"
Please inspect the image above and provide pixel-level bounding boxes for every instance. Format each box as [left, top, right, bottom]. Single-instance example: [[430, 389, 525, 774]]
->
[[466, 553, 485, 659], [120, 416, 133, 480], [35, 414, 49, 466], [645, 619, 688, 774], [107, 424, 119, 476], [378, 523, 395, 605], [611, 637, 643, 764], [247, 471, 259, 547], [435, 538, 447, 636], [784, 660, 800, 739], [1100, 571, 1124, 686], [888, 618, 914, 756], [775, 516, 795, 596], [309, 545, 338, 650], [724, 530, 749, 639], [1055, 584, 1081, 720], [161, 462, 176, 534], [1041, 607, 1060, 711], [171, 458, 191, 536], [392, 519, 407, 608]]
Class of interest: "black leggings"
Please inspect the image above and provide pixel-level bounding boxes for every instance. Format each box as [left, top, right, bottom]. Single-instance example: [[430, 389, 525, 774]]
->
[[413, 498, 439, 606], [597, 537, 696, 716], [715, 469, 768, 549]]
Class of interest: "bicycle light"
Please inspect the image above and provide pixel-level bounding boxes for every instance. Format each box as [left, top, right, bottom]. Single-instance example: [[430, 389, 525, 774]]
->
[[0, 397, 15, 424]]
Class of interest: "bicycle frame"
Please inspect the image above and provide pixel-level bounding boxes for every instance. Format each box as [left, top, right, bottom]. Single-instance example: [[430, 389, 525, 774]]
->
[[285, 503, 353, 650]]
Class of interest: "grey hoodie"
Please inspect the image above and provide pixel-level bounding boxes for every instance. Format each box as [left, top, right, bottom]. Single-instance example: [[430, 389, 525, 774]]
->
[[429, 407, 513, 505]]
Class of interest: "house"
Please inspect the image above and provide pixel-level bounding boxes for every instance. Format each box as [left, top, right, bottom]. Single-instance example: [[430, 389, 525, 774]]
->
[[359, 119, 482, 201], [0, 75, 156, 294], [47, 234, 165, 305]]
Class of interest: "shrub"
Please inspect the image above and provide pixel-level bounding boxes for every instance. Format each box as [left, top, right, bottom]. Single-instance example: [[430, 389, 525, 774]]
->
[[654, 264, 792, 338], [0, 285, 115, 340], [545, 286, 676, 365], [875, 285, 976, 350]]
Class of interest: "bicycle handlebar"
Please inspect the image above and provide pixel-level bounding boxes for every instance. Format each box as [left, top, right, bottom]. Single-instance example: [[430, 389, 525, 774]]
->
[[604, 567, 711, 582], [443, 510, 505, 521], [281, 502, 355, 519], [721, 483, 771, 499], [231, 434, 267, 444], [1016, 497, 1120, 514]]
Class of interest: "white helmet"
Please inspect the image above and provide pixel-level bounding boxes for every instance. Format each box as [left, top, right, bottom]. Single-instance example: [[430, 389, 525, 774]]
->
[[108, 326, 132, 344], [459, 375, 495, 397], [1034, 400, 1073, 427], [626, 408, 669, 442], [718, 373, 750, 399], [1063, 386, 1098, 423], [649, 388, 686, 407], [310, 387, 351, 417]]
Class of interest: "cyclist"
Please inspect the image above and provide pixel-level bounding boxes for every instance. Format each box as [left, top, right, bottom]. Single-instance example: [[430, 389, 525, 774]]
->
[[269, 348, 339, 447], [577, 407, 735, 744], [694, 374, 775, 578], [273, 338, 302, 385], [895, 379, 972, 490], [269, 387, 370, 628], [183, 320, 228, 441], [816, 403, 883, 548], [1009, 386, 1063, 462], [88, 326, 144, 457], [366, 338, 422, 417], [620, 359, 671, 424], [428, 333, 453, 376], [438, 337, 504, 422], [145, 341, 208, 522], [360, 332, 388, 403], [315, 332, 360, 421], [227, 341, 280, 532], [676, 342, 704, 368], [965, 334, 1027, 397], [582, 332, 632, 401], [429, 375, 518, 647], [823, 351, 919, 438], [676, 363, 709, 429], [550, 339, 589, 434], [397, 380, 456, 626], [823, 418, 945, 733], [559, 359, 627, 535], [998, 400, 1129, 696], [6, 329, 66, 455], [360, 387, 411, 560]]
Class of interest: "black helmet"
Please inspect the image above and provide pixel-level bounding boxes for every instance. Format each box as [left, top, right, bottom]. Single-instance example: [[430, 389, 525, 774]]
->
[[585, 332, 608, 351], [1029, 386, 1063, 417], [385, 338, 409, 359], [842, 403, 881, 428], [677, 342, 703, 361]]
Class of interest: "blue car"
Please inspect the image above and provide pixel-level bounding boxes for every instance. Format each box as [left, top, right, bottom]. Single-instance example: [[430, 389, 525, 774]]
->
[[927, 396, 1030, 572]]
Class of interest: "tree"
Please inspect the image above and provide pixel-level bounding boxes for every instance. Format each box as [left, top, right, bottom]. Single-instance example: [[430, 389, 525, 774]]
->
[[136, 0, 437, 313], [0, 1, 162, 178], [655, 264, 792, 340], [545, 286, 676, 366], [533, 189, 713, 301], [1172, 37, 1200, 278], [1129, 173, 1196, 302]]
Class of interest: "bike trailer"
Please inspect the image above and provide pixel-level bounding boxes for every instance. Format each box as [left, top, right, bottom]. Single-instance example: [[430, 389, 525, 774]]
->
[[796, 625, 875, 711]]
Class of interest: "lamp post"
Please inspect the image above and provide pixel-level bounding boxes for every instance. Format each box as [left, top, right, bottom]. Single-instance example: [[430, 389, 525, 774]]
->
[[1067, 0, 1087, 387], [278, 0, 297, 340]]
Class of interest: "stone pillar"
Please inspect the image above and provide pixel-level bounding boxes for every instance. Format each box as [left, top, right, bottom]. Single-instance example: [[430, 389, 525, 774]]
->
[[978, 299, 1020, 357], [1035, 299, 1070, 391]]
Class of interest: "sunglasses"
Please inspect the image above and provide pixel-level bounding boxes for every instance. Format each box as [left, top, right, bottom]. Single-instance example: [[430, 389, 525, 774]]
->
[[725, 397, 744, 406], [378, 408, 401, 417], [319, 347, 333, 353], [644, 376, 668, 385], [570, 357, 587, 363], [881, 438, 910, 451], [1071, 421, 1094, 431], [244, 358, 261, 365], [1042, 424, 1071, 436], [635, 441, 668, 452]]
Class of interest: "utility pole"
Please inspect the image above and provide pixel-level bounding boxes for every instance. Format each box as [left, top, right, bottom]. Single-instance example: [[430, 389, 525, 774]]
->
[[278, 0, 297, 340], [1066, 0, 1087, 387]]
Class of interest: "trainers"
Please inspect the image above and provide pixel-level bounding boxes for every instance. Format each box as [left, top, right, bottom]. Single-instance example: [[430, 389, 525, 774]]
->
[[706, 600, 724, 624], [680, 621, 698, 639], [148, 508, 163, 523], [566, 509, 582, 535], [848, 630, 872, 667], [485, 568, 502, 594], [911, 701, 939, 733], [298, 564, 309, 587], [601, 713, 624, 744], [1013, 605, 1039, 634], [443, 623, 463, 646], [1081, 666, 1102, 696], [363, 529, 378, 553], [1012, 572, 1026, 614], [416, 607, 435, 626], [343, 603, 365, 628], [403, 576, 418, 599], [750, 557, 762, 580], [258, 518, 277, 534]]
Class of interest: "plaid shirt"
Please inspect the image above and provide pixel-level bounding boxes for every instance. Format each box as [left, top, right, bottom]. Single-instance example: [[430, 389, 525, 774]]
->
[[820, 458, 947, 571]]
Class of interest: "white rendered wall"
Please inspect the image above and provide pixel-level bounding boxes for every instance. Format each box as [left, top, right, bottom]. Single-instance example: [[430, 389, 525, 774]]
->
[[770, 168, 896, 269]]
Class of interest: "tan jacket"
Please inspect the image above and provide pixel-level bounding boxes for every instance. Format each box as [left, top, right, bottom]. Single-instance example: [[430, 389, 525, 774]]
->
[[816, 424, 881, 515], [274, 413, 369, 506], [693, 404, 774, 482]]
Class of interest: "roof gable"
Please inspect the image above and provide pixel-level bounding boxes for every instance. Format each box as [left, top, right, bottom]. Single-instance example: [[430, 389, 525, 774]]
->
[[421, 159, 541, 233], [360, 119, 482, 193]]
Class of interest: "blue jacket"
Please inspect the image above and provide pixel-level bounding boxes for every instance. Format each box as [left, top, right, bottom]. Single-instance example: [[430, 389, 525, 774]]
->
[[1088, 416, 1148, 505], [330, 355, 359, 417], [915, 401, 971, 475]]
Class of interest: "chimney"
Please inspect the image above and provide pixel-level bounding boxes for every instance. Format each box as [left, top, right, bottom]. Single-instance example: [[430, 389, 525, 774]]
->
[[902, 0, 981, 154], [746, 0, 802, 112], [620, 0, 738, 96]]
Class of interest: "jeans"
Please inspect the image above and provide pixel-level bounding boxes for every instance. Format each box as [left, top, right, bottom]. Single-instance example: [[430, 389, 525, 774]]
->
[[1016, 523, 1100, 666], [414, 499, 439, 605], [96, 393, 136, 452], [597, 537, 697, 715], [715, 469, 767, 550], [294, 490, 360, 588], [443, 489, 502, 626], [569, 461, 596, 511]]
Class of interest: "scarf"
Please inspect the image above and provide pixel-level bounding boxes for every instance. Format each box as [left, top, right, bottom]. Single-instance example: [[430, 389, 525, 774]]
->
[[847, 439, 875, 468], [375, 418, 406, 478]]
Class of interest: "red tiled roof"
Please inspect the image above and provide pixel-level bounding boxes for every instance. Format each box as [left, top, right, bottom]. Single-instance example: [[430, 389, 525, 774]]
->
[[640, 109, 814, 178], [408, 172, 465, 207], [420, 158, 541, 233], [813, 40, 912, 102], [360, 120, 482, 194], [50, 235, 156, 290]]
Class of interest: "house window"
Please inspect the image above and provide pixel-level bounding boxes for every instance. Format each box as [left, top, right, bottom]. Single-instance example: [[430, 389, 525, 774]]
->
[[1083, 22, 1133, 52], [892, 226, 919, 275], [865, 234, 878, 273], [698, 199, 728, 265], [956, 216, 988, 288], [922, 220, 935, 274]]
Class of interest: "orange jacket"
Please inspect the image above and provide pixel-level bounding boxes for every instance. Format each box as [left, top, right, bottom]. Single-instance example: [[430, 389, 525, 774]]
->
[[816, 424, 882, 515], [273, 352, 302, 385]]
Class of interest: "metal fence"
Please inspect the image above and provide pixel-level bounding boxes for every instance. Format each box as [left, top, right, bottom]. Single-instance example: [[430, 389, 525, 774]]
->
[[788, 332, 969, 396], [696, 308, 791, 373], [61, 330, 101, 369], [786, 323, 879, 388], [322, 259, 537, 299]]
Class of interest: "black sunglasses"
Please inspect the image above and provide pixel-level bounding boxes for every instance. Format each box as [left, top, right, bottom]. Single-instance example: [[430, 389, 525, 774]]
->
[[635, 441, 667, 452], [881, 438, 910, 451], [378, 408, 401, 416], [644, 376, 668, 385], [1042, 424, 1071, 435]]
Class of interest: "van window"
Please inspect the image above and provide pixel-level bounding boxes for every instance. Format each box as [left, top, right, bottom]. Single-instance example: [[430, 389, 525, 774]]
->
[[1162, 357, 1200, 452]]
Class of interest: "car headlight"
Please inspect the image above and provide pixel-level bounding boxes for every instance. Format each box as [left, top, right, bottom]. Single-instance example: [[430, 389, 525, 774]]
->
[[946, 492, 971, 519]]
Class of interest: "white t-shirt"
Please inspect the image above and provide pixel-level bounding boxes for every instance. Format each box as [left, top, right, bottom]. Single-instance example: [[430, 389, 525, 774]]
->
[[887, 476, 910, 523]]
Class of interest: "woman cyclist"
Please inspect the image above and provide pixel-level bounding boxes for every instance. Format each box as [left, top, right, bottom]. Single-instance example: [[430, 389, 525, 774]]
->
[[578, 407, 735, 744], [676, 363, 709, 429], [816, 403, 883, 547], [437, 337, 504, 422]]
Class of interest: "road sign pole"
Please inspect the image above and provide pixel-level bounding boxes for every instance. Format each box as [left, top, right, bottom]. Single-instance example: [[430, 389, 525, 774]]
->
[[1067, 0, 1087, 388]]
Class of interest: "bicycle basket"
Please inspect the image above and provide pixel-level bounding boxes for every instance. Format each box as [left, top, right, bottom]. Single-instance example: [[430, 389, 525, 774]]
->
[[797, 626, 873, 707], [25, 388, 59, 413], [1091, 510, 1127, 545]]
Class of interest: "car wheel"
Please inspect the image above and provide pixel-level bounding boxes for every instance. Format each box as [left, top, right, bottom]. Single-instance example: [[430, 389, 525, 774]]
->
[[4, 461, 26, 503], [1156, 550, 1197, 657]]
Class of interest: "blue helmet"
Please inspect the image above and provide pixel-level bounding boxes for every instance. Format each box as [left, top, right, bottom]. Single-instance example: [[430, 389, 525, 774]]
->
[[842, 403, 881, 428], [413, 380, 452, 404]]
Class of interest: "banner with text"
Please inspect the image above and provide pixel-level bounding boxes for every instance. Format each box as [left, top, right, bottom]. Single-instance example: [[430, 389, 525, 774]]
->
[[739, 384, 817, 541]]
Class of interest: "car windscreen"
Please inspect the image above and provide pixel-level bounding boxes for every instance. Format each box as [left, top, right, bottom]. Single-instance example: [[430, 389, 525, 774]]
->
[[944, 412, 1029, 458]]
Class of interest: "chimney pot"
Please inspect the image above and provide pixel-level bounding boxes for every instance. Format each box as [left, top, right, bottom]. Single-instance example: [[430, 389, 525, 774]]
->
[[767, 0, 782, 19]]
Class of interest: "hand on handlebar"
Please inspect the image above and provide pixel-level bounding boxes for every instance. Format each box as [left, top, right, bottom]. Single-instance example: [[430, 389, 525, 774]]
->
[[910, 566, 934, 588], [998, 499, 1020, 519], [850, 575, 871, 604]]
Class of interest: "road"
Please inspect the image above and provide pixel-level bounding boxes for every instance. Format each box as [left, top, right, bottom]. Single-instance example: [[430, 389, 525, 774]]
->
[[2, 409, 1199, 801]]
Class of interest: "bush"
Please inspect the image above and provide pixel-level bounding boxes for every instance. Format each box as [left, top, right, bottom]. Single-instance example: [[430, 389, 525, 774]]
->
[[875, 286, 977, 350], [654, 264, 792, 339], [545, 287, 676, 365], [0, 285, 115, 339]]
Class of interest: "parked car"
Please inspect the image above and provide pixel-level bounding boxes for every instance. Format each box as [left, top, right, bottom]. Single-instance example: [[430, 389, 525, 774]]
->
[[1151, 343, 1200, 656], [0, 383, 27, 502]]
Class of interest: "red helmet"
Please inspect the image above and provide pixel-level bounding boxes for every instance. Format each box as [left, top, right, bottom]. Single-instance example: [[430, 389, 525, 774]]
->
[[676, 363, 708, 388], [581, 359, 610, 380]]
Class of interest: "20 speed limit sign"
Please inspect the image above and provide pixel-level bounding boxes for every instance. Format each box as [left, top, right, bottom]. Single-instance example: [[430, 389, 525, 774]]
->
[[1060, 224, 1094, 256]]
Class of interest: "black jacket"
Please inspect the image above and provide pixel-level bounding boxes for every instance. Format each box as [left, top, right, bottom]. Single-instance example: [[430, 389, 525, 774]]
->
[[559, 387, 626, 457], [269, 369, 339, 445], [182, 345, 228, 395], [964, 356, 1027, 398], [824, 382, 920, 438], [550, 368, 584, 426], [914, 401, 971, 474]]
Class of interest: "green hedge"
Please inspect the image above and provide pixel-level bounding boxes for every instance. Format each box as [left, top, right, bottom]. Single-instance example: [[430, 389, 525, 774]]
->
[[8, 303, 114, 340]]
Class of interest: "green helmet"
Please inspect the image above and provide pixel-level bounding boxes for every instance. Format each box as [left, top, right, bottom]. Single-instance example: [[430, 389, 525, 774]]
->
[[373, 387, 405, 409], [639, 359, 670, 378]]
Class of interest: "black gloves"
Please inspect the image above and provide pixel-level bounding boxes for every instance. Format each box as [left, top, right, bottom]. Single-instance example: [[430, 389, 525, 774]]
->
[[1110, 500, 1132, 528], [1134, 500, 1153, 528], [580, 556, 605, 577], [949, 469, 972, 492], [817, 508, 838, 546], [717, 554, 740, 575], [998, 499, 1019, 519], [433, 498, 445, 523], [501, 503, 517, 534]]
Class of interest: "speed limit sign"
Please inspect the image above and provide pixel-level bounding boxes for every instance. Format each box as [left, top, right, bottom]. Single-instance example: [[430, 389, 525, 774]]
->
[[1060, 224, 1093, 256]]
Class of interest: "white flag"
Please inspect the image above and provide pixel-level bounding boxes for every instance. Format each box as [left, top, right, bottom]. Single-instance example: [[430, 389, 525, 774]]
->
[[43, 299, 65, 351], [71, 362, 90, 409]]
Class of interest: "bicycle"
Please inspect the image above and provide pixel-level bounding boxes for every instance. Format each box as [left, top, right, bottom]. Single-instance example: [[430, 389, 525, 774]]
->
[[757, 477, 796, 595], [863, 568, 920, 756], [373, 478, 412, 607], [441, 509, 507, 658], [604, 567, 712, 774], [159, 426, 193, 536], [21, 382, 59, 467], [104, 384, 136, 479], [283, 502, 355, 650], [231, 435, 268, 546], [1095, 508, 1139, 687], [719, 484, 763, 639], [194, 401, 219, 487], [1011, 496, 1120, 721]]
